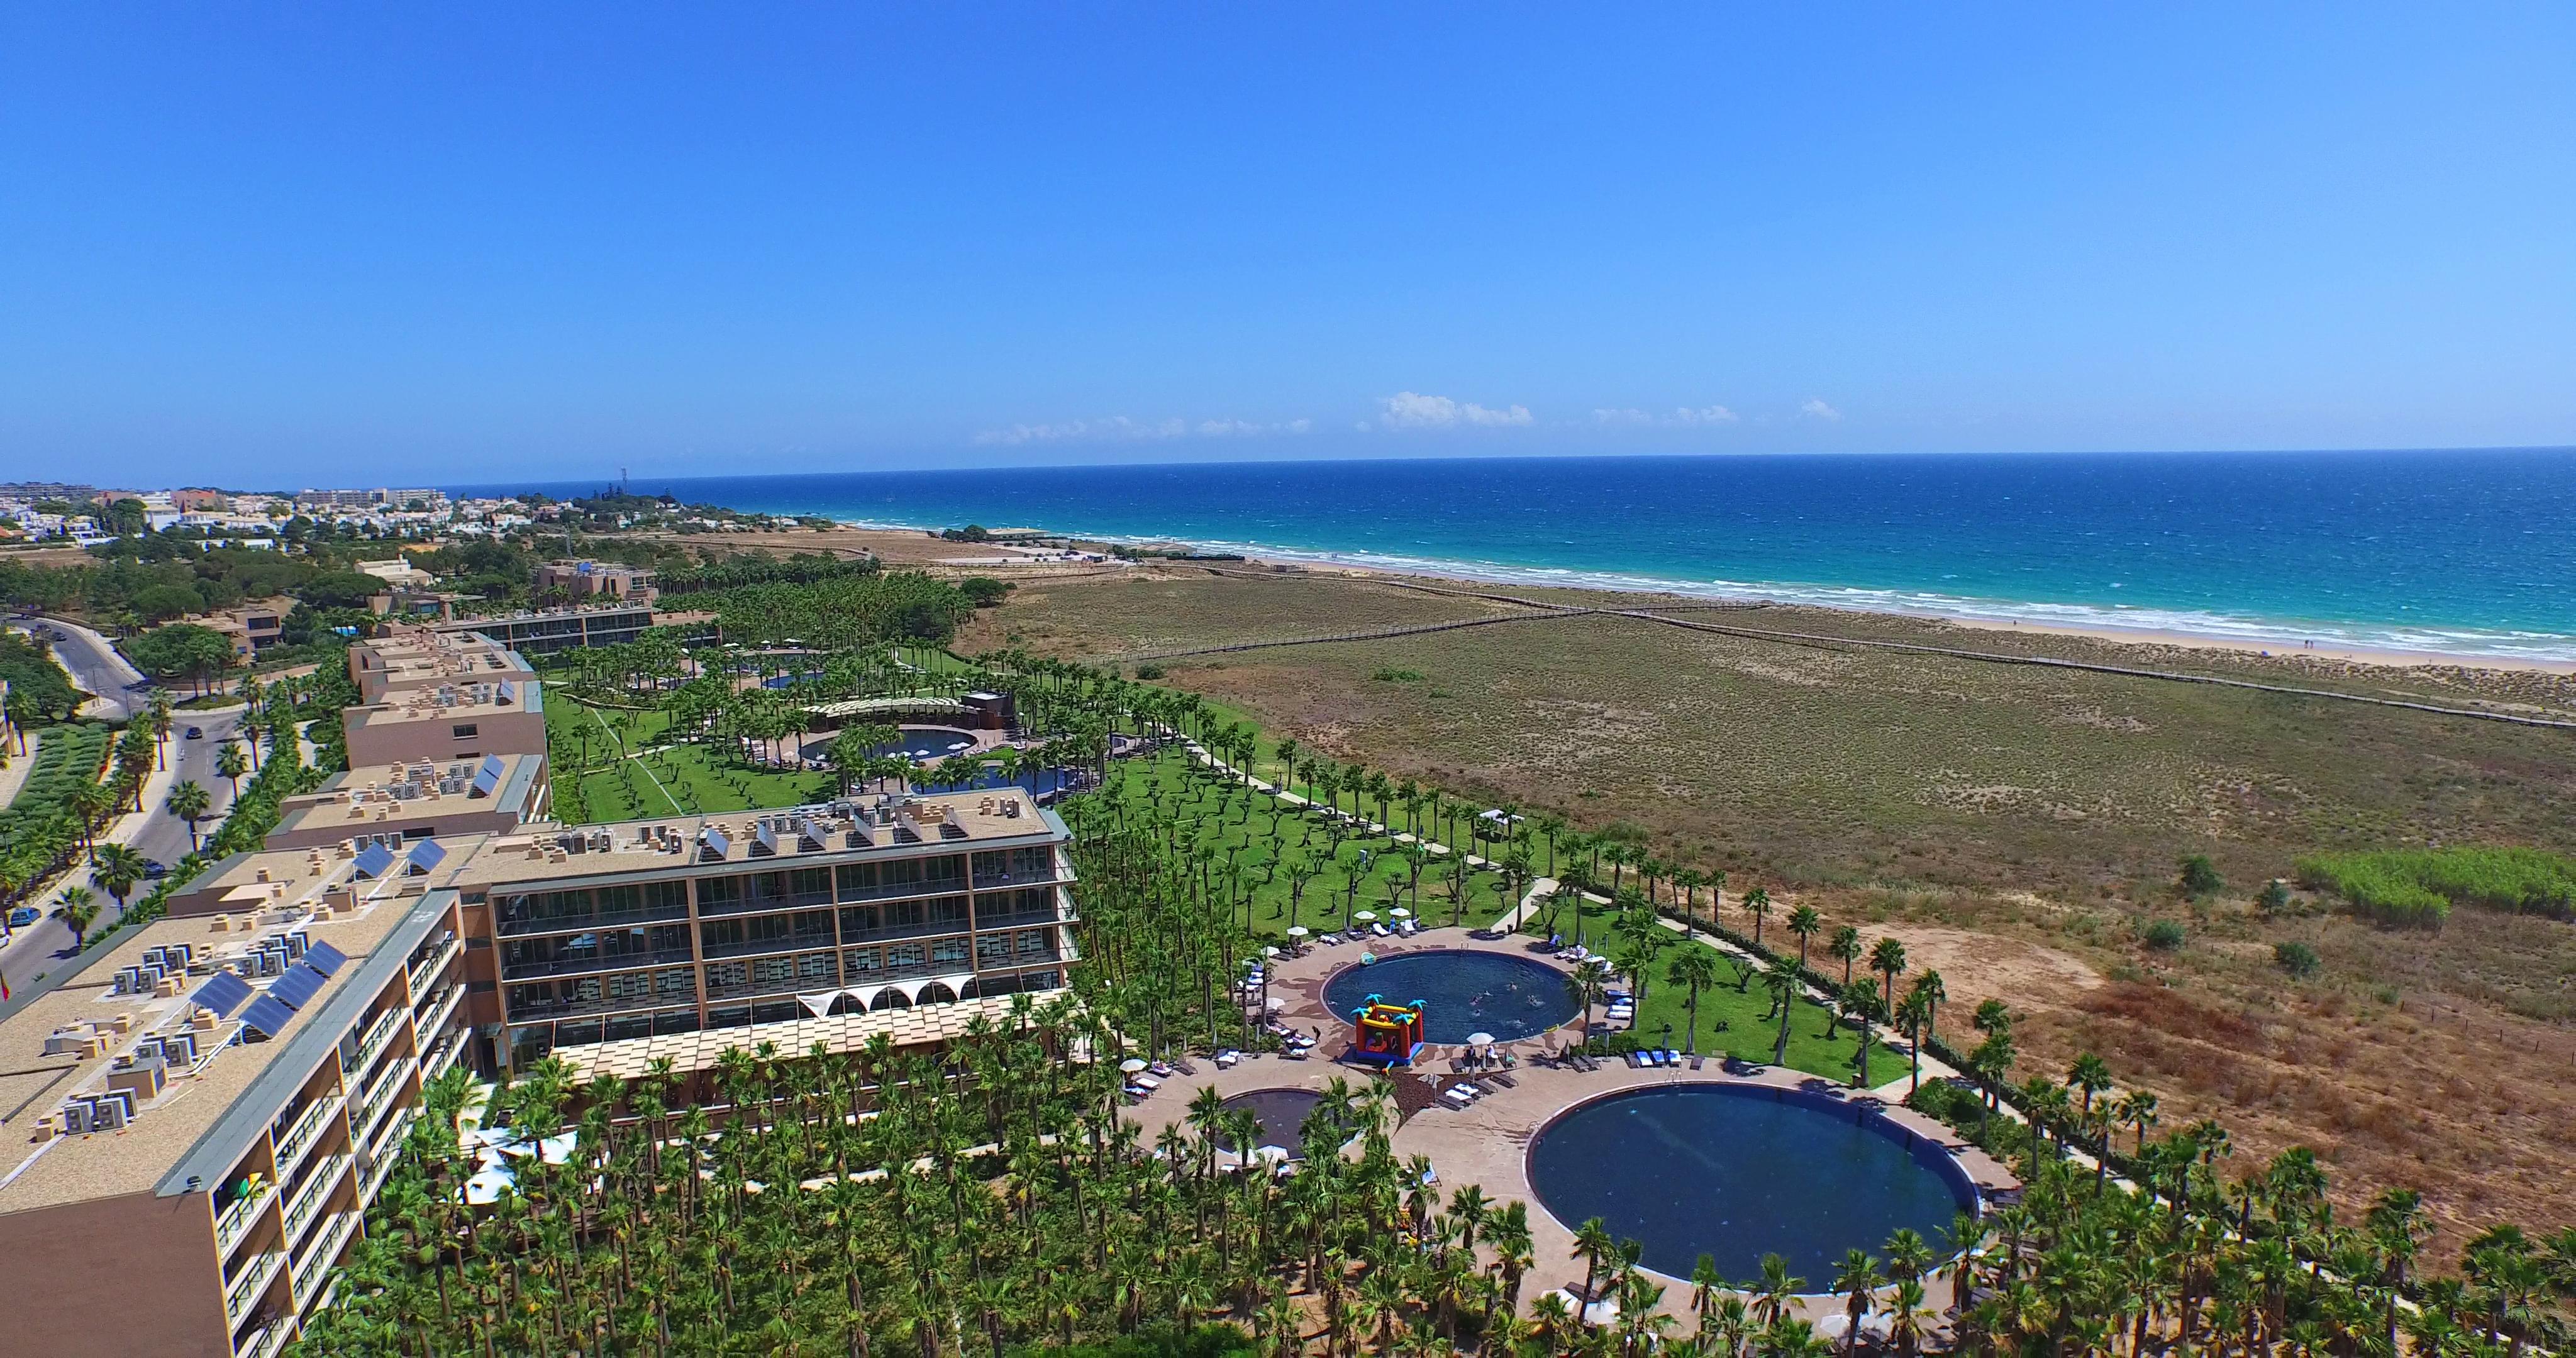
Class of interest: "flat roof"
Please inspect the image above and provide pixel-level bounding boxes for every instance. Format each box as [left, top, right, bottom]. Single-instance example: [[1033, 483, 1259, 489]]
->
[[270, 753, 544, 841], [0, 887, 443, 1215], [172, 788, 1065, 906], [346, 680, 543, 726]]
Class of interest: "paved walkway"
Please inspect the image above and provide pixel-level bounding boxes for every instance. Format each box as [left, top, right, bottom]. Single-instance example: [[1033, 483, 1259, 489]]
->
[[0, 728, 40, 810]]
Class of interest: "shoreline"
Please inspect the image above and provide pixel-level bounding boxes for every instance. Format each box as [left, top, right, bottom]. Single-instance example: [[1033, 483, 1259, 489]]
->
[[809, 517, 2576, 676]]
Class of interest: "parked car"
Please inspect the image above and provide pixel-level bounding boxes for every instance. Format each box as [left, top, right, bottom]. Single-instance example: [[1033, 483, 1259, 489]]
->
[[143, 860, 170, 880], [184, 726, 203, 739], [7, 906, 38, 929]]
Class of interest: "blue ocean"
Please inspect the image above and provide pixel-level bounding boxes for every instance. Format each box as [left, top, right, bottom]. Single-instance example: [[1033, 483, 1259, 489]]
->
[[455, 449, 2576, 663]]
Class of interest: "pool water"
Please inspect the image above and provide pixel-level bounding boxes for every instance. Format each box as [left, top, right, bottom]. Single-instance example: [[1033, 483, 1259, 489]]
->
[[1321, 949, 1579, 1044], [1526, 1085, 1975, 1283], [871, 727, 980, 761]]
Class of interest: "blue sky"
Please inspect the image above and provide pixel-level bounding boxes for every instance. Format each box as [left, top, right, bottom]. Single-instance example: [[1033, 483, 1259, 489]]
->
[[4, 5, 2571, 487]]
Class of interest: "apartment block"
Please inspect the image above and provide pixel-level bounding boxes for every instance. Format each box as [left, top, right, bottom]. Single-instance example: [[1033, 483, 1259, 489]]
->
[[261, 753, 549, 851], [534, 558, 658, 606], [345, 624, 532, 705], [0, 874, 470, 1357], [431, 604, 658, 656], [341, 680, 544, 769]]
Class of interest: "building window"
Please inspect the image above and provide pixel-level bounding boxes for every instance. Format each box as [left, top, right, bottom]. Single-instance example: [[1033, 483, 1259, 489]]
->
[[452, 723, 480, 739], [930, 937, 969, 969]]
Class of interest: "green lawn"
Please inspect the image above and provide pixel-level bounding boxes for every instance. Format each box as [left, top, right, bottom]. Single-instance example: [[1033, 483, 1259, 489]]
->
[[1588, 933, 1897, 1078], [1100, 748, 1515, 939], [547, 694, 836, 821]]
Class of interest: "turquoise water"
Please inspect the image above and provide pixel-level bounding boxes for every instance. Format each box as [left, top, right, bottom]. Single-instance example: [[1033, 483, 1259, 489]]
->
[[456, 448, 2576, 661]]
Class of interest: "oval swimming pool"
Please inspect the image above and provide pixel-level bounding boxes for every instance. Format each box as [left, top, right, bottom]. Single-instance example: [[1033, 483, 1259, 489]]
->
[[1321, 949, 1579, 1044], [1526, 1083, 1977, 1283]]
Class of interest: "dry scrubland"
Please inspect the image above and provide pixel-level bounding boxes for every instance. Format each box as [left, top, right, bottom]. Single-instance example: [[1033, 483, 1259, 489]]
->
[[965, 565, 2576, 1263]]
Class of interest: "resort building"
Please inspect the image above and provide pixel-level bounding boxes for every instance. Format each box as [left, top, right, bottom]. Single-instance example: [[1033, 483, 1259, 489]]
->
[[0, 875, 470, 1357], [167, 788, 1078, 1086], [258, 753, 550, 851], [534, 558, 658, 606], [345, 624, 533, 705], [341, 680, 544, 770], [208, 604, 287, 662], [431, 603, 658, 656]]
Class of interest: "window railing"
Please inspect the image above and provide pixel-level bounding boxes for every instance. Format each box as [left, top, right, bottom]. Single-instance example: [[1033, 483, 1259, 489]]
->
[[353, 1056, 417, 1144], [273, 1095, 344, 1183], [406, 934, 462, 994], [282, 1152, 348, 1248], [698, 932, 835, 961], [499, 948, 694, 981], [504, 987, 692, 1021], [831, 875, 969, 905], [496, 899, 690, 937], [970, 906, 1062, 930], [216, 1180, 277, 1257], [347, 1008, 403, 1080], [838, 915, 972, 945], [701, 970, 831, 1002], [226, 1249, 284, 1325], [290, 1211, 360, 1299]]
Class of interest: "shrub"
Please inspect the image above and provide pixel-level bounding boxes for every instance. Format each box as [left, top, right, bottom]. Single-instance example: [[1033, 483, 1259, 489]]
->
[[1133, 664, 1165, 680], [2296, 846, 2576, 927], [2258, 878, 2292, 914], [2275, 941, 2321, 979], [2178, 854, 2224, 897], [2140, 918, 2187, 951], [958, 576, 1013, 607], [1370, 668, 1426, 682]]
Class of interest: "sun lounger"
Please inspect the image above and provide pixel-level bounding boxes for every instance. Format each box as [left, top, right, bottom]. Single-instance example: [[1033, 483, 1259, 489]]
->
[[1689, 1054, 1706, 1071], [1124, 1084, 1150, 1100], [1149, 1061, 1174, 1078], [1489, 1071, 1518, 1088], [1132, 1074, 1163, 1090], [1215, 1051, 1240, 1069], [1173, 1059, 1198, 1076], [1624, 1051, 1645, 1068], [1370, 922, 1391, 937]]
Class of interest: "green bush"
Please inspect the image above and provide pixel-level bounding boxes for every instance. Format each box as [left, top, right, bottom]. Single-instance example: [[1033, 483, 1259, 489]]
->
[[2274, 941, 2321, 979], [2294, 846, 2576, 928], [2140, 918, 2187, 951], [2178, 854, 2224, 897]]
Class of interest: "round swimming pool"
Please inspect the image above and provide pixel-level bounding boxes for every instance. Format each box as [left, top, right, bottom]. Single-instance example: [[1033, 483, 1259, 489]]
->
[[1321, 949, 1579, 1044], [874, 727, 980, 761], [1526, 1084, 1977, 1284]]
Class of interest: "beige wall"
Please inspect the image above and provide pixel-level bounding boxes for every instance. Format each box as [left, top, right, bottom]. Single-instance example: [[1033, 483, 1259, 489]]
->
[[343, 705, 545, 770], [0, 1189, 234, 1356]]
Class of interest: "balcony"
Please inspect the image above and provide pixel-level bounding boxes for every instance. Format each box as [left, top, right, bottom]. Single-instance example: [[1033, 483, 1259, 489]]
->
[[406, 932, 462, 995], [421, 1027, 467, 1083], [360, 1110, 415, 1200], [504, 985, 689, 1022], [347, 1008, 404, 1081], [272, 1095, 345, 1184], [282, 1152, 350, 1249], [354, 1056, 419, 1145], [290, 1211, 361, 1300], [237, 1316, 295, 1358], [416, 982, 464, 1042], [699, 932, 836, 961], [226, 1249, 285, 1327], [497, 899, 689, 938], [499, 949, 694, 982], [214, 1179, 277, 1257], [697, 887, 835, 917], [838, 915, 974, 946], [972, 905, 1063, 930]]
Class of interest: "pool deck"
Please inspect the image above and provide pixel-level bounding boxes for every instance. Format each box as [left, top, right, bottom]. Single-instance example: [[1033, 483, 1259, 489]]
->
[[1133, 925, 2019, 1328]]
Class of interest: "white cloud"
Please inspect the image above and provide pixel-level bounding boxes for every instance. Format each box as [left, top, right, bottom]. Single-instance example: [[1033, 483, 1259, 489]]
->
[[1800, 399, 1843, 422], [974, 414, 1311, 446], [1377, 391, 1535, 430], [1591, 405, 1738, 428]]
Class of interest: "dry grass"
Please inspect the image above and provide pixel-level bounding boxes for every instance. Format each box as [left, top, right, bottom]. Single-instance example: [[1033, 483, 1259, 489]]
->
[[966, 566, 2576, 1264]]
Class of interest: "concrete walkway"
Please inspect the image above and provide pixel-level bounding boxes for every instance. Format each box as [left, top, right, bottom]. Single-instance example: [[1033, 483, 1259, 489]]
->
[[0, 728, 40, 810]]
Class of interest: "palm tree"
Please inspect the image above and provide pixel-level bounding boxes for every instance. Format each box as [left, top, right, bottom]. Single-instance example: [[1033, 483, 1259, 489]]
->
[[1840, 979, 1883, 1087], [1572, 1216, 1620, 1308], [214, 740, 250, 799], [1666, 946, 1721, 1055], [1828, 925, 1862, 988], [165, 780, 214, 851], [1832, 1249, 1884, 1357], [1764, 961, 1799, 1066], [1752, 1254, 1802, 1328], [1743, 886, 1772, 949], [1571, 959, 1613, 1049], [1869, 936, 1908, 1012], [52, 884, 100, 949], [93, 842, 148, 924], [1787, 905, 1821, 970]]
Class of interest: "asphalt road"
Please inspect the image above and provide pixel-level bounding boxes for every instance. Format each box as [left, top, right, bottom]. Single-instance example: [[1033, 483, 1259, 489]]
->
[[33, 616, 148, 722], [0, 707, 243, 985]]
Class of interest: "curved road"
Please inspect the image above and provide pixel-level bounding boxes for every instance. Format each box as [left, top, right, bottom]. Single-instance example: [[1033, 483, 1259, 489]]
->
[[0, 707, 243, 985], [31, 616, 150, 722]]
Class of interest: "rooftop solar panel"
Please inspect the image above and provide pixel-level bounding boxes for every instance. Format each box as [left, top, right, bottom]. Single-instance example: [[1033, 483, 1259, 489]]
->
[[352, 843, 397, 879], [753, 823, 781, 854], [700, 827, 730, 859], [406, 839, 448, 873], [496, 681, 517, 704], [269, 964, 328, 1010], [470, 763, 502, 797], [303, 940, 350, 976], [191, 971, 254, 1018], [239, 995, 297, 1039]]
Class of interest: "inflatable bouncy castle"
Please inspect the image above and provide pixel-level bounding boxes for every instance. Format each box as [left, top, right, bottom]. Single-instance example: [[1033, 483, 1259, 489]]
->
[[1347, 995, 1426, 1068]]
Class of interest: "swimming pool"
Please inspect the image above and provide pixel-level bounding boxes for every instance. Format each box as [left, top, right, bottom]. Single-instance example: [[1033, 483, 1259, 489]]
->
[[872, 727, 980, 761], [1526, 1083, 1978, 1283], [1217, 1089, 1351, 1158], [1320, 949, 1579, 1044]]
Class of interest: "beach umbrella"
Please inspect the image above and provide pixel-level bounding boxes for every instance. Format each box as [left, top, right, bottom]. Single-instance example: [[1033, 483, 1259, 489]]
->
[[1353, 910, 1377, 922], [1467, 1032, 1496, 1047], [1263, 946, 1280, 958], [1265, 996, 1285, 1011], [1119, 1058, 1149, 1074], [464, 1169, 514, 1206], [1286, 926, 1309, 938], [1390, 907, 1411, 919]]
